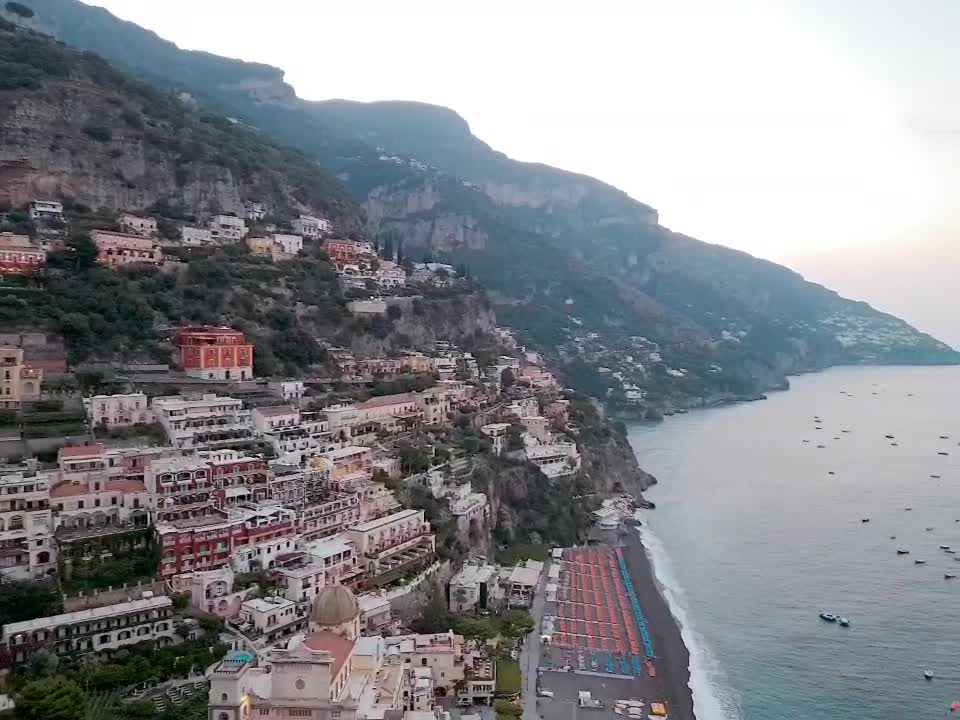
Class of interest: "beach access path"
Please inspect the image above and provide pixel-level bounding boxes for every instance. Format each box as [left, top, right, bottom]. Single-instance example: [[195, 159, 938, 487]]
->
[[521, 555, 549, 720]]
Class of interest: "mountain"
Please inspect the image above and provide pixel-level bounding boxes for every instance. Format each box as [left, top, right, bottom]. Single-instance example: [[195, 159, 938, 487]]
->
[[11, 0, 959, 415]]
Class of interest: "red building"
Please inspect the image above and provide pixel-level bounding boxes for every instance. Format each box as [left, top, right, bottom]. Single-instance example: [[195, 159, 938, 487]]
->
[[174, 326, 253, 381], [203, 449, 270, 508], [0, 233, 46, 276], [156, 503, 298, 578], [324, 238, 374, 266]]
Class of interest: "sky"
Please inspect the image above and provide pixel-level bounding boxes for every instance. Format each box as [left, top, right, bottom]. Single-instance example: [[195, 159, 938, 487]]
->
[[89, 0, 960, 345]]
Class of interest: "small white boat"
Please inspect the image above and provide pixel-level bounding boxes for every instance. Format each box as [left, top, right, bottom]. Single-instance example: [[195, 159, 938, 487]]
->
[[940, 545, 950, 550], [915, 560, 927, 565], [945, 574, 956, 580], [819, 612, 838, 622], [924, 670, 934, 680], [838, 617, 850, 627]]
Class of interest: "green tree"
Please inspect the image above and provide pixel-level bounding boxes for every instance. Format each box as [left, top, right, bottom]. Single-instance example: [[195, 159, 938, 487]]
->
[[15, 678, 87, 720], [500, 367, 515, 390], [68, 232, 99, 270]]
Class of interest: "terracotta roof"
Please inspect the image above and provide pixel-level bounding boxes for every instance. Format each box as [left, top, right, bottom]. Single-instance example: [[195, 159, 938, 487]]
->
[[105, 478, 146, 493], [50, 482, 89, 498], [302, 630, 355, 679], [357, 393, 416, 410], [59, 444, 104, 459]]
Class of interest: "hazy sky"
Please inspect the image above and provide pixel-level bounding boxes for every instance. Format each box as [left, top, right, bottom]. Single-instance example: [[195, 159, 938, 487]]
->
[[90, 0, 960, 345]]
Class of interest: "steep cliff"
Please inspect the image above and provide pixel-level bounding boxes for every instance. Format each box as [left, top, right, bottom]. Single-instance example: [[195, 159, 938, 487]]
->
[[0, 20, 359, 228], [13, 1, 960, 418]]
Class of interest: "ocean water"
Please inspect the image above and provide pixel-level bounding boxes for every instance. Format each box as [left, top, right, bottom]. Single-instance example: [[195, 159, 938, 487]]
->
[[627, 366, 960, 720]]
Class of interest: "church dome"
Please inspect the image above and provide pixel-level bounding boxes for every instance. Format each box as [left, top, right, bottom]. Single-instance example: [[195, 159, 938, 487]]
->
[[310, 584, 359, 627]]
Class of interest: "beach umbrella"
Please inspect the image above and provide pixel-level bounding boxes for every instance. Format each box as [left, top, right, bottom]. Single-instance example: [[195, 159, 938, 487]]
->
[[950, 700, 960, 712]]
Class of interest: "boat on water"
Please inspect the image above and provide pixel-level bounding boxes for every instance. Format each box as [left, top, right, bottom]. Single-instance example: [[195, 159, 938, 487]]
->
[[938, 452, 949, 456], [828, 471, 835, 475], [940, 545, 950, 550], [905, 507, 913, 511], [945, 574, 957, 580], [838, 617, 850, 627], [885, 434, 895, 439], [891, 442, 899, 446], [842, 429, 851, 434], [924, 670, 935, 680], [897, 549, 910, 555], [915, 560, 927, 565], [940, 435, 949, 439], [861, 518, 870, 523], [816, 445, 825, 449], [945, 550, 956, 555], [819, 612, 838, 622], [931, 475, 942, 479], [926, 527, 934, 531], [890, 535, 896, 540]]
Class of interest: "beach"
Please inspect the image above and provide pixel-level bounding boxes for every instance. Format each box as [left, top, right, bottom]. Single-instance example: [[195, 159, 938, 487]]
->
[[621, 528, 695, 720], [533, 531, 695, 720]]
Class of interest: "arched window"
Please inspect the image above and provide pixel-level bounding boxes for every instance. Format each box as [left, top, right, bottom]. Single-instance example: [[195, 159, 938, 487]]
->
[[221, 694, 228, 703]]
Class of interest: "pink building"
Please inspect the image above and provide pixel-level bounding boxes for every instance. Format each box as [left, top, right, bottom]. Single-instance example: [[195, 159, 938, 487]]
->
[[92, 230, 163, 267]]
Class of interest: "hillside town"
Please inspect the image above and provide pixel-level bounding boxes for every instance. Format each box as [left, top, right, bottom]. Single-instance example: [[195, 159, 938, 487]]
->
[[0, 200, 603, 720]]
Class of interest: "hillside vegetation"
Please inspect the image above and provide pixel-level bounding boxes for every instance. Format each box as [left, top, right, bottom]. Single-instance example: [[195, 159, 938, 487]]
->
[[11, 1, 960, 416]]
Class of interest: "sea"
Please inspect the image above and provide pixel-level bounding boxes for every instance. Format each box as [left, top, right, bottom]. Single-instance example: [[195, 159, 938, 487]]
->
[[627, 365, 960, 720]]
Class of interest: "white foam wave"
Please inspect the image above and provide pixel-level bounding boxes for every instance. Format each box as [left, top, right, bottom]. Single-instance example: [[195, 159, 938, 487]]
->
[[637, 524, 743, 720]]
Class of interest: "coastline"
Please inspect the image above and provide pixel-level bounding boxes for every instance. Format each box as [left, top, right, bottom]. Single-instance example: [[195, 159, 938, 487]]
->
[[620, 526, 696, 720]]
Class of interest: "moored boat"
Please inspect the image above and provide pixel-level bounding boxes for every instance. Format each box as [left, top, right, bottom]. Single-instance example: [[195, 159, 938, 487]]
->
[[819, 612, 838, 622]]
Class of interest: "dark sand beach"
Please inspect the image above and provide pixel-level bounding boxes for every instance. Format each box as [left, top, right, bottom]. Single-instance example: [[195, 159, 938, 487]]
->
[[620, 527, 695, 720]]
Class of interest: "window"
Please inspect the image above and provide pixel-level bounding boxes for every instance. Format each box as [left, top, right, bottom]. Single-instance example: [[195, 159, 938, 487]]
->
[[421, 658, 427, 666], [221, 694, 228, 702]]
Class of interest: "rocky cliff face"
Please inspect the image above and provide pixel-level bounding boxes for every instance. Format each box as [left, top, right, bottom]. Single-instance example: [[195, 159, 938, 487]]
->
[[0, 23, 360, 228], [14, 1, 960, 417]]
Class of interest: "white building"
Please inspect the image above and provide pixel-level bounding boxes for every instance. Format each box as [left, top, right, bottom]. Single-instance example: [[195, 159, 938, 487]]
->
[[181, 226, 214, 246], [0, 471, 56, 580], [237, 596, 304, 643], [524, 442, 581, 479], [346, 509, 435, 587], [232, 533, 301, 574], [303, 533, 361, 586], [119, 213, 157, 237], [271, 233, 303, 257], [291, 214, 331, 239], [252, 405, 300, 434], [28, 199, 64, 221], [449, 563, 499, 613], [0, 595, 175, 664], [84, 392, 151, 428], [480, 423, 511, 456], [152, 394, 253, 450], [275, 554, 329, 604], [268, 380, 305, 402], [208, 214, 249, 243]]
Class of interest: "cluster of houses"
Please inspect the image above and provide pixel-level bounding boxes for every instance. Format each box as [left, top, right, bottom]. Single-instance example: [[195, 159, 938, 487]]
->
[[0, 212, 586, 717]]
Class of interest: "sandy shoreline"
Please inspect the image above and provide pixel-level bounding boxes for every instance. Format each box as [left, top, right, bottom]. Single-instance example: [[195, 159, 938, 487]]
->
[[620, 527, 696, 720]]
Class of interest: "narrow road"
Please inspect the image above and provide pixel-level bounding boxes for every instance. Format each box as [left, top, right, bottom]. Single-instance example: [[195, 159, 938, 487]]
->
[[520, 557, 549, 720]]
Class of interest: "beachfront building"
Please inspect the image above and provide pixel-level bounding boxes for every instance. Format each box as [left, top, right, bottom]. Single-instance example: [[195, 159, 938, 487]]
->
[[300, 489, 361, 542], [0, 233, 46, 276], [0, 595, 175, 667], [91, 230, 164, 267], [175, 326, 254, 381], [152, 394, 253, 450], [0, 470, 56, 580], [0, 346, 42, 409], [84, 392, 151, 428]]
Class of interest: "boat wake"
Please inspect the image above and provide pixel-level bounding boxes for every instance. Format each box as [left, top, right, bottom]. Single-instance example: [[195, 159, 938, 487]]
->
[[637, 523, 742, 720]]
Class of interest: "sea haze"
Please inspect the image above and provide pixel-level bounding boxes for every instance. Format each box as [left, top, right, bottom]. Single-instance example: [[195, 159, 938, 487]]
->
[[628, 366, 960, 719]]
